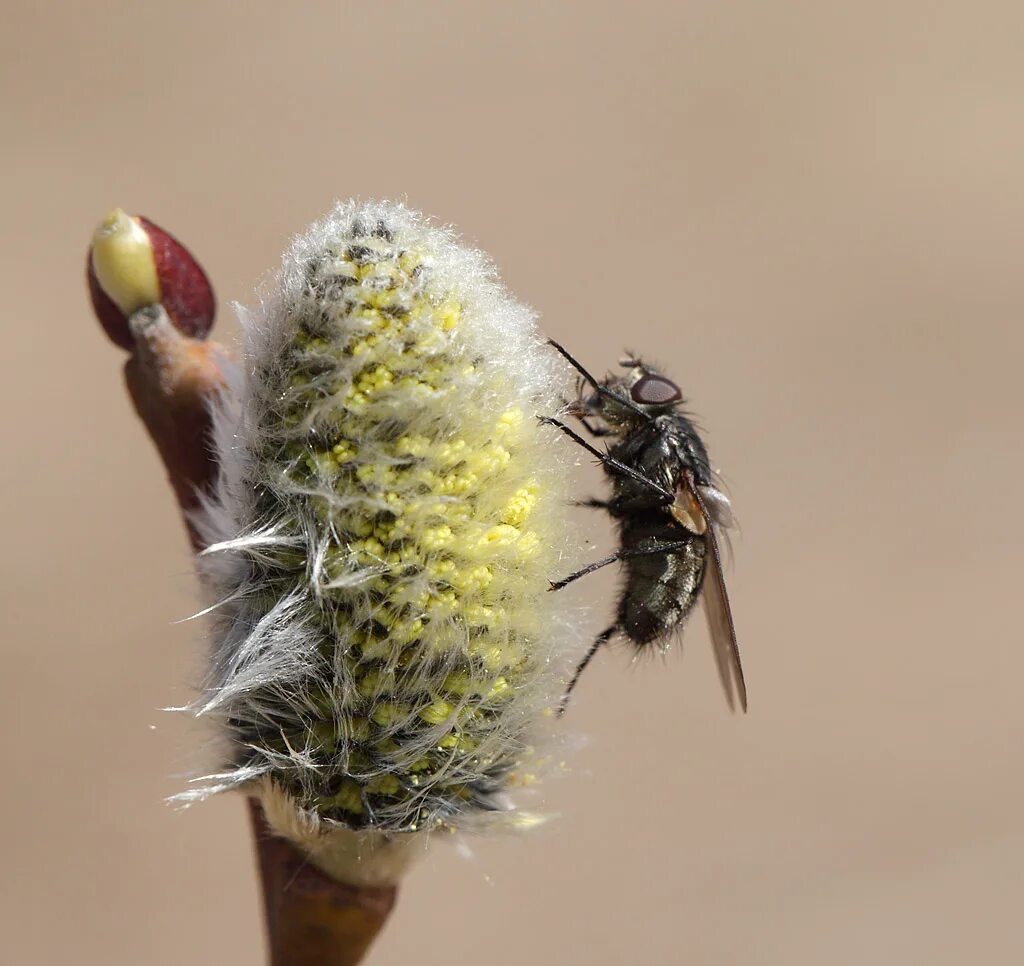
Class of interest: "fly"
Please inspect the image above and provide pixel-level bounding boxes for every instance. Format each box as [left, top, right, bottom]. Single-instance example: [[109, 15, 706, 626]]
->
[[542, 340, 747, 714]]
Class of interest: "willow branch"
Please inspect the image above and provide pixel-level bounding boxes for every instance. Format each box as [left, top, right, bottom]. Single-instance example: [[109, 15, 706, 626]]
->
[[104, 304, 397, 965]]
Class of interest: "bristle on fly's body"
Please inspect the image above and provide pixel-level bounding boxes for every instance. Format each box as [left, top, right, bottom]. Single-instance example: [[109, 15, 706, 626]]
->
[[184, 201, 576, 882]]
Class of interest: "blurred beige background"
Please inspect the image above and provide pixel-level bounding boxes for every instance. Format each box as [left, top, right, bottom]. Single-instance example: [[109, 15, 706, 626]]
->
[[3, 2, 1023, 963]]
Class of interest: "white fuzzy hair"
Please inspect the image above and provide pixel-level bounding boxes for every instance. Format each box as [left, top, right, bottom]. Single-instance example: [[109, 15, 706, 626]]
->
[[179, 201, 581, 873]]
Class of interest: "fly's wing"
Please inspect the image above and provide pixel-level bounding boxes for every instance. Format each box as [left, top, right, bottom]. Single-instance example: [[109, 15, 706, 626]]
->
[[687, 472, 747, 713]]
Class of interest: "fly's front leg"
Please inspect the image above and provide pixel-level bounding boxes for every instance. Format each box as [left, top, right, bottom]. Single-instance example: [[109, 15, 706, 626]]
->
[[547, 340, 650, 422], [539, 416, 673, 504], [575, 416, 615, 438], [556, 394, 613, 438]]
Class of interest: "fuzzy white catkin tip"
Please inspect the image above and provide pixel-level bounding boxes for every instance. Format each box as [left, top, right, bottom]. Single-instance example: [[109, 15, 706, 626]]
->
[[184, 201, 578, 883]]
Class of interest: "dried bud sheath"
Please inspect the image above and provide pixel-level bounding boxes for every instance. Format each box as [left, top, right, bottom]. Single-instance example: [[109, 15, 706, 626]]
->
[[188, 201, 576, 883]]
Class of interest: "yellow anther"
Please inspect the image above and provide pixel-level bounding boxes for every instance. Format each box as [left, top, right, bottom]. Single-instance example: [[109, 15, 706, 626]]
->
[[366, 774, 401, 796], [371, 702, 402, 727], [420, 699, 455, 725]]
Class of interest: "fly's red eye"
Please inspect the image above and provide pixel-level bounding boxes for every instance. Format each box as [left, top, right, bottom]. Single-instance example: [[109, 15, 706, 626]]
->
[[630, 374, 681, 405]]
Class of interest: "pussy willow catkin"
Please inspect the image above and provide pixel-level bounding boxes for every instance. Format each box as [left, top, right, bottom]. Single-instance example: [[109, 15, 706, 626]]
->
[[187, 202, 577, 877]]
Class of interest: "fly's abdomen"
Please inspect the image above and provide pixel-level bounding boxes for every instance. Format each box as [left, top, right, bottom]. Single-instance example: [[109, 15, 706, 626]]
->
[[617, 517, 706, 646]]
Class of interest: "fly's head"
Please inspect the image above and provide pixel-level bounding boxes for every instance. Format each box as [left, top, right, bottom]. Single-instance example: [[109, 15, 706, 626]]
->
[[576, 355, 684, 430]]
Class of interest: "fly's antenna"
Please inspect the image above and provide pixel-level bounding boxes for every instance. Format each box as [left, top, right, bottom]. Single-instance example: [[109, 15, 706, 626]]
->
[[547, 339, 652, 421]]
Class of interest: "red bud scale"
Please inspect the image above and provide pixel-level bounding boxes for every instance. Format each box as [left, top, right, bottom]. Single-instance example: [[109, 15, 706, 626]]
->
[[87, 209, 215, 350]]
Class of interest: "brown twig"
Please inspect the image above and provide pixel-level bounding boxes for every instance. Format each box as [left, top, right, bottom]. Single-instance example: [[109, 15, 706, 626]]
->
[[105, 304, 397, 965], [250, 802, 398, 966]]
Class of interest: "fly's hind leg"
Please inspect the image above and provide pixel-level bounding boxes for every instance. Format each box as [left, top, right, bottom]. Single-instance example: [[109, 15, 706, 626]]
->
[[559, 625, 618, 715]]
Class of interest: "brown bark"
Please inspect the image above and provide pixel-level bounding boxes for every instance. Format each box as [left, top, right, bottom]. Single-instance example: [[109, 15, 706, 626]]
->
[[122, 305, 227, 546], [99, 303, 397, 965], [250, 802, 398, 966]]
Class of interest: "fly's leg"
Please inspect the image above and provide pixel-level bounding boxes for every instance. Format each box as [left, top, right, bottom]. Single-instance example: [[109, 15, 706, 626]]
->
[[559, 625, 618, 715], [548, 541, 690, 592], [547, 340, 650, 422], [576, 416, 615, 438], [570, 498, 610, 510], [539, 416, 673, 503], [556, 393, 614, 438]]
